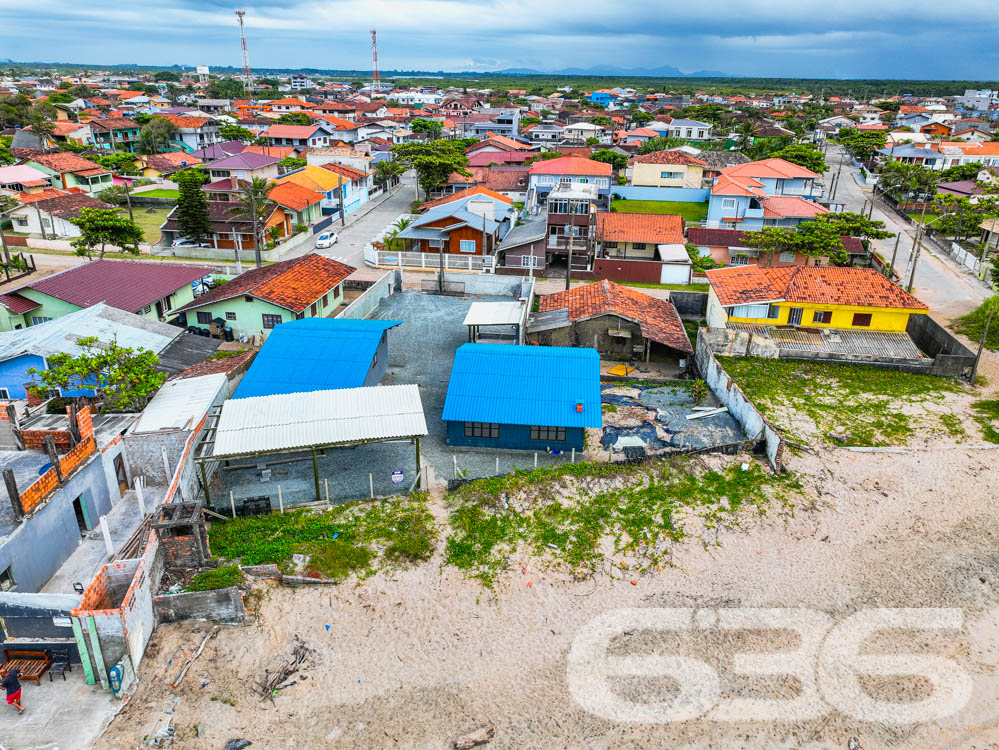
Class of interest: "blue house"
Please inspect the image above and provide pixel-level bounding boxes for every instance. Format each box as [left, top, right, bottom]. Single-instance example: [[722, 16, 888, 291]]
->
[[706, 157, 827, 230], [233, 318, 401, 399], [442, 344, 602, 451], [586, 90, 620, 107]]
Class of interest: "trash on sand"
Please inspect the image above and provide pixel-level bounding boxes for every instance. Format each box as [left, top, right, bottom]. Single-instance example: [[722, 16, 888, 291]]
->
[[607, 364, 635, 376]]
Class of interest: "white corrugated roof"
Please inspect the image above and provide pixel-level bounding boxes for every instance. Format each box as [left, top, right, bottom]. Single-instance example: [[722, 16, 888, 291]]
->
[[210, 384, 428, 458], [462, 301, 525, 327], [131, 373, 228, 433]]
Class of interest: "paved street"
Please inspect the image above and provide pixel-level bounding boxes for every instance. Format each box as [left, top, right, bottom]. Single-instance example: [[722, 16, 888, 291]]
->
[[825, 143, 988, 321], [279, 171, 420, 274]]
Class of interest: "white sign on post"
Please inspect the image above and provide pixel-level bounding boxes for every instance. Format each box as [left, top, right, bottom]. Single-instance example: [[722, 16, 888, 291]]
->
[[391, 470, 404, 484]]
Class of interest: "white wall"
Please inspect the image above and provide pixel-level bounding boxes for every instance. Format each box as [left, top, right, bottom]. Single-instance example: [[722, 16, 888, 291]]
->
[[705, 287, 729, 328]]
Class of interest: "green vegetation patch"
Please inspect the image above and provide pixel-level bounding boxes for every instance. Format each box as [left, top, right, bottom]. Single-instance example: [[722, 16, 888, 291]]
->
[[207, 493, 436, 580], [610, 200, 708, 223], [719, 357, 967, 446], [136, 189, 180, 199], [952, 297, 999, 351], [187, 564, 244, 592], [445, 458, 799, 586], [129, 206, 172, 244], [971, 399, 999, 443]]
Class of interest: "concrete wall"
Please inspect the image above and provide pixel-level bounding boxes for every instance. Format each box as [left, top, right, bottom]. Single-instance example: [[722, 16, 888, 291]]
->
[[669, 291, 708, 318], [612, 186, 710, 202], [700, 327, 781, 358], [153, 586, 245, 625], [100, 434, 128, 504], [907, 314, 977, 377], [123, 429, 188, 487], [441, 272, 524, 296], [0, 592, 82, 661], [120, 560, 153, 669], [338, 269, 402, 320], [0, 455, 112, 593], [695, 331, 784, 472]]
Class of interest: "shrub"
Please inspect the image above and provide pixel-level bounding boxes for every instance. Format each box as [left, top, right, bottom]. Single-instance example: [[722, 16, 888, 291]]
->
[[186, 565, 244, 591]]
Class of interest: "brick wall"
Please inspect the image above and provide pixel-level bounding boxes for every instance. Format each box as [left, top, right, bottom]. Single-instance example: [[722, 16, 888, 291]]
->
[[76, 567, 112, 612], [160, 536, 203, 569], [21, 429, 73, 453], [19, 469, 59, 515]]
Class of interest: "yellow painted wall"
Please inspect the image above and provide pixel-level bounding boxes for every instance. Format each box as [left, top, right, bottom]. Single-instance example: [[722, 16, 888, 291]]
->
[[727, 302, 925, 332], [631, 162, 704, 188]]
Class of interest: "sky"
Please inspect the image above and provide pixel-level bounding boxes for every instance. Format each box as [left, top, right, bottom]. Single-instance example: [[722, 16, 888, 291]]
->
[[1, 0, 998, 80]]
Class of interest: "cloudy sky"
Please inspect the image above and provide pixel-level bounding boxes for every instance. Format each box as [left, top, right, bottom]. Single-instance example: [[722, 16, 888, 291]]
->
[[1, 0, 998, 79]]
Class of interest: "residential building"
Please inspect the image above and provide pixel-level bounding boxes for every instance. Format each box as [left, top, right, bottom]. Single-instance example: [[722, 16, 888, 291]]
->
[[562, 121, 609, 145], [318, 162, 371, 215], [442, 344, 601, 452], [260, 123, 337, 149], [273, 164, 346, 216], [205, 152, 281, 181], [468, 108, 521, 139], [7, 193, 112, 239], [593, 212, 691, 284], [0, 165, 52, 193], [189, 141, 246, 161], [543, 182, 599, 274], [527, 156, 612, 210], [135, 151, 202, 179], [688, 227, 865, 268], [161, 201, 286, 251], [266, 97, 313, 113], [0, 260, 210, 330], [704, 265, 928, 331], [306, 146, 374, 175], [497, 212, 548, 270], [159, 114, 220, 152], [627, 151, 707, 188], [706, 158, 824, 229], [87, 117, 141, 152], [586, 90, 620, 107], [266, 180, 323, 228], [173, 255, 355, 338], [664, 118, 712, 140], [688, 149, 752, 183], [527, 124, 565, 146], [535, 279, 693, 366], [397, 191, 515, 255], [26, 153, 113, 195]]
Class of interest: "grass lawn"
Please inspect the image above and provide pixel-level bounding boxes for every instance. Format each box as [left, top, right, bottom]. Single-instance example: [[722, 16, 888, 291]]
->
[[719, 357, 967, 447], [952, 296, 999, 351], [906, 211, 942, 228], [129, 206, 172, 244], [611, 199, 708, 223], [136, 189, 180, 199]]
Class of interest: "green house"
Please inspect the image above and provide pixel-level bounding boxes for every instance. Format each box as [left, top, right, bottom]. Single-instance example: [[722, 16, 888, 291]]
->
[[26, 153, 113, 195], [173, 254, 356, 339]]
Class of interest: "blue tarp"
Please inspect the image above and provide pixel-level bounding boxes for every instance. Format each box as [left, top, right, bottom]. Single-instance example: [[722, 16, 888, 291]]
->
[[442, 344, 602, 428], [233, 318, 401, 399]]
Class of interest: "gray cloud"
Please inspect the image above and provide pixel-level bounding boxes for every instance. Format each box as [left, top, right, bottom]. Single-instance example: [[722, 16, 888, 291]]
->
[[0, 0, 997, 78]]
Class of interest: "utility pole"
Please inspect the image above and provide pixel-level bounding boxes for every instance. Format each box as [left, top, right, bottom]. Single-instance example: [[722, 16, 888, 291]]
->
[[969, 303, 994, 385], [906, 201, 929, 293], [887, 232, 900, 280], [122, 177, 133, 222], [34, 201, 47, 241]]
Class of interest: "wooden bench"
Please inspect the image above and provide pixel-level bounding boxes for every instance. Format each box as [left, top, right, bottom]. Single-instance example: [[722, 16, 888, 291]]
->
[[1, 649, 52, 682]]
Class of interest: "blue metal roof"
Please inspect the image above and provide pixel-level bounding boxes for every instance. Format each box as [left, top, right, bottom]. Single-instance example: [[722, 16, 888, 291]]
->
[[442, 344, 602, 428], [233, 318, 401, 399]]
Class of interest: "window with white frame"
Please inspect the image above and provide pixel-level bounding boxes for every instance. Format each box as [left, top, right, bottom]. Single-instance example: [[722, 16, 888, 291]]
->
[[660, 171, 683, 180], [14, 217, 28, 227], [731, 254, 750, 266], [779, 251, 796, 262], [31, 316, 52, 325], [428, 239, 443, 249], [459, 239, 476, 253], [519, 254, 539, 267], [731, 304, 772, 318], [722, 198, 737, 208]]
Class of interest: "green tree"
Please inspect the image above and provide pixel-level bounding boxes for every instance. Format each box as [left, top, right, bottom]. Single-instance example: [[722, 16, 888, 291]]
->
[[173, 168, 213, 244], [29, 113, 55, 145], [391, 139, 471, 200], [275, 112, 312, 126], [838, 128, 887, 161], [93, 152, 138, 175], [205, 78, 245, 100], [793, 220, 848, 264], [591, 149, 628, 171], [0, 94, 32, 128], [218, 124, 255, 142], [372, 159, 405, 189], [638, 135, 685, 154], [938, 163, 985, 182], [410, 118, 443, 138], [278, 156, 306, 173], [584, 137, 600, 147], [154, 70, 180, 82], [68, 84, 92, 99], [590, 115, 612, 128], [630, 110, 654, 127], [69, 207, 145, 259], [28, 336, 165, 412], [815, 212, 895, 241], [771, 143, 827, 173], [229, 177, 274, 268], [0, 136, 14, 166], [138, 117, 178, 154]]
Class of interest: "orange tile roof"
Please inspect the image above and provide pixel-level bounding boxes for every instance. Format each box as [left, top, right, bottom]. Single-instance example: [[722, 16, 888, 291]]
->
[[17, 188, 72, 203], [711, 173, 765, 197], [761, 196, 829, 218], [419, 185, 513, 211], [528, 156, 611, 176], [538, 279, 692, 353], [319, 162, 367, 182], [175, 255, 355, 314], [268, 97, 315, 107], [29, 152, 108, 174], [706, 266, 928, 310], [721, 157, 820, 180], [262, 124, 325, 139], [267, 181, 323, 211], [160, 114, 213, 128], [596, 212, 684, 244], [243, 145, 298, 159]]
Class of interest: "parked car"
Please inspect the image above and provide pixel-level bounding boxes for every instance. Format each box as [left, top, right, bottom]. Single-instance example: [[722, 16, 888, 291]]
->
[[171, 237, 201, 248], [315, 232, 338, 248]]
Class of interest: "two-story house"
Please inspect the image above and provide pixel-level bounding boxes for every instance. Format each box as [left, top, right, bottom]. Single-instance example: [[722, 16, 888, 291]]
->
[[25, 153, 113, 195], [267, 97, 313, 113], [586, 90, 620, 107], [527, 124, 565, 147], [87, 117, 141, 152], [528, 156, 612, 211], [627, 151, 707, 188], [260, 123, 337, 149], [160, 114, 220, 151], [543, 182, 599, 274], [664, 118, 713, 141], [206, 152, 281, 182], [469, 108, 521, 139], [397, 191, 514, 256], [706, 158, 824, 229]]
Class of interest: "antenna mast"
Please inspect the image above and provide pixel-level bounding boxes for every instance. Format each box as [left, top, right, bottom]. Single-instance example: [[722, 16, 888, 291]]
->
[[236, 10, 253, 95], [371, 28, 380, 91]]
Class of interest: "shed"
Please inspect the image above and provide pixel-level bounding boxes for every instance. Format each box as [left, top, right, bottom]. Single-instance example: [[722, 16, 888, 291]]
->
[[442, 344, 601, 451], [462, 301, 526, 344], [233, 318, 401, 399]]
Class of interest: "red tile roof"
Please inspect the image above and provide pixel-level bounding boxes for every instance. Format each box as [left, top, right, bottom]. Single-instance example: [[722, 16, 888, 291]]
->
[[627, 150, 708, 167], [721, 157, 820, 180], [596, 212, 684, 244], [262, 124, 325, 139], [687, 227, 751, 247], [528, 156, 611, 176], [538, 280, 692, 353], [86, 117, 138, 131], [25, 260, 212, 313], [28, 152, 108, 175], [31, 193, 112, 219], [319, 162, 367, 182], [0, 292, 41, 314], [160, 114, 213, 129], [17, 188, 72, 204], [419, 185, 514, 211], [761, 196, 829, 218], [705, 266, 928, 310], [174, 255, 355, 315], [168, 349, 257, 381], [141, 151, 202, 173], [267, 181, 323, 211]]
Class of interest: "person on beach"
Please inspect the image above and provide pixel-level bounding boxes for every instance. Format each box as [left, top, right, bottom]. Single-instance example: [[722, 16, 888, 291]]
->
[[2, 667, 24, 713]]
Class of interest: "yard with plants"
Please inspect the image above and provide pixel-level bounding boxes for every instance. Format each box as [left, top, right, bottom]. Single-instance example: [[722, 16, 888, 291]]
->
[[718, 356, 972, 446], [610, 199, 708, 223], [136, 189, 180, 199], [445, 457, 800, 586], [129, 206, 172, 244], [952, 296, 999, 351]]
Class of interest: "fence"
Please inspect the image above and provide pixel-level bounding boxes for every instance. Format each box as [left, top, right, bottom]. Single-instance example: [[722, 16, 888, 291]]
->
[[364, 245, 497, 272], [611, 186, 710, 203], [337, 269, 402, 319]]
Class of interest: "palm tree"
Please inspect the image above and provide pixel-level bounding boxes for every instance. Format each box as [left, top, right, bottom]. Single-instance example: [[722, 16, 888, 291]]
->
[[227, 177, 273, 268]]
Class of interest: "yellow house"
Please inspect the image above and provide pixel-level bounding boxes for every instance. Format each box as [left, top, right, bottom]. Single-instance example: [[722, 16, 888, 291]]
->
[[273, 164, 344, 209], [628, 150, 706, 189], [705, 266, 929, 332]]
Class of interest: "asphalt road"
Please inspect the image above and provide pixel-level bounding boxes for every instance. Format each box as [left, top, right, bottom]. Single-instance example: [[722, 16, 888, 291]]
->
[[824, 143, 988, 320]]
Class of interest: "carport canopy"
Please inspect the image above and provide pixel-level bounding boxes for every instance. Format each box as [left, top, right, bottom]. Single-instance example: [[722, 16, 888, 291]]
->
[[463, 301, 525, 342], [194, 384, 429, 501]]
